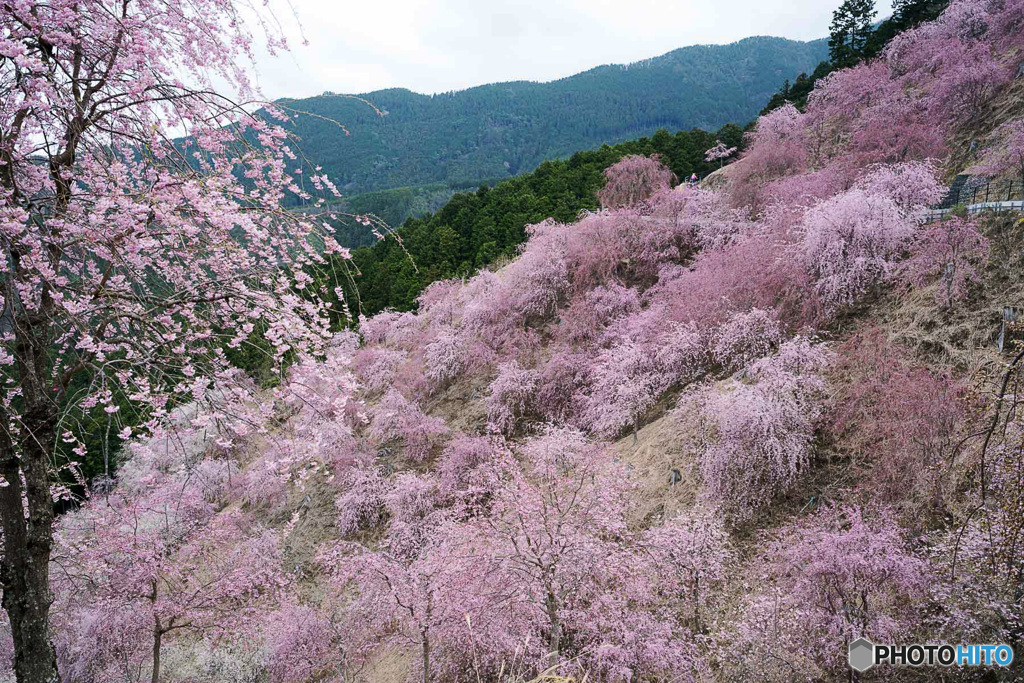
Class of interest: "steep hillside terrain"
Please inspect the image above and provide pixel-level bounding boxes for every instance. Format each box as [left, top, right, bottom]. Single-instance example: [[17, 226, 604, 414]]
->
[[11, 2, 1024, 683], [277, 37, 827, 195]]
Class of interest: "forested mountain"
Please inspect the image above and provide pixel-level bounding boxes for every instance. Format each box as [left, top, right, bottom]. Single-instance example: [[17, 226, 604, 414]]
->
[[329, 125, 742, 317], [279, 36, 827, 195]]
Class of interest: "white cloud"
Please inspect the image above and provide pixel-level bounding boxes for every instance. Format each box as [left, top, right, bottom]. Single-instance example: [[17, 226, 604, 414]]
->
[[249, 0, 894, 99]]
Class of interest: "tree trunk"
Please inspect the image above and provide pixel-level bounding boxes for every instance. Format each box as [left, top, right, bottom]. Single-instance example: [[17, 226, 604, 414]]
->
[[693, 574, 701, 634], [632, 416, 639, 445], [545, 591, 561, 671], [420, 629, 430, 683], [0, 50, 87, 683], [151, 621, 162, 683], [0, 406, 61, 683]]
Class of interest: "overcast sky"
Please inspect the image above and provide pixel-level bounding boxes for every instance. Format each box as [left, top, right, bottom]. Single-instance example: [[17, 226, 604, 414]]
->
[[251, 0, 895, 100]]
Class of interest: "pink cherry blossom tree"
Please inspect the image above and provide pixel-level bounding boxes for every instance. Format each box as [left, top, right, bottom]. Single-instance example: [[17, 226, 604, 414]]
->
[[52, 492, 284, 683], [423, 329, 466, 390], [712, 307, 783, 371], [457, 224, 568, 353], [901, 215, 989, 308], [581, 340, 667, 443], [705, 141, 738, 168], [564, 201, 704, 291], [436, 434, 511, 501], [854, 161, 945, 215], [320, 521, 480, 683], [271, 335, 362, 482], [0, 1, 345, 678], [486, 361, 540, 436], [642, 232, 816, 330], [671, 186, 755, 250], [535, 351, 592, 425], [360, 311, 422, 348], [801, 185, 919, 317], [264, 604, 347, 683], [695, 339, 830, 521], [655, 319, 709, 381], [555, 283, 641, 347], [335, 464, 390, 538], [728, 506, 928, 679], [740, 104, 808, 183], [597, 155, 676, 210], [805, 62, 948, 168], [322, 463, 503, 683], [830, 330, 972, 514], [369, 390, 450, 463], [500, 222, 570, 323], [643, 510, 732, 633], [467, 428, 705, 681], [353, 346, 410, 395]]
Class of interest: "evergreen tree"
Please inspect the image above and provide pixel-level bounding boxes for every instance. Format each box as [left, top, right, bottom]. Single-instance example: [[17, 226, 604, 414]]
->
[[868, 1, 950, 55], [829, 0, 877, 68], [893, 0, 947, 27]]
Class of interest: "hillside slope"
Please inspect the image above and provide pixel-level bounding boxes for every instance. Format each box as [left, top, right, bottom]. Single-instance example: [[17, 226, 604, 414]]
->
[[18, 3, 1024, 683], [278, 36, 828, 194]]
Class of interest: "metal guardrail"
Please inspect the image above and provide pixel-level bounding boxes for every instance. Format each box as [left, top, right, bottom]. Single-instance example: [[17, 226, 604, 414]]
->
[[924, 177, 1024, 223], [938, 178, 1023, 210], [924, 200, 1024, 223], [961, 180, 1023, 205]]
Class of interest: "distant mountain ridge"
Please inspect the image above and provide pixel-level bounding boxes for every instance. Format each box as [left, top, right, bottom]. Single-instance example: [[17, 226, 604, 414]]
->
[[278, 36, 828, 195]]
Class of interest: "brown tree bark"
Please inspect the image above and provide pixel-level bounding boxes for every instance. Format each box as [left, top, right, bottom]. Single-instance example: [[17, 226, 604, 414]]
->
[[420, 629, 430, 683], [151, 620, 163, 683], [0, 240, 64, 683], [545, 590, 562, 671], [0, 404, 61, 683], [0, 32, 83, 681]]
